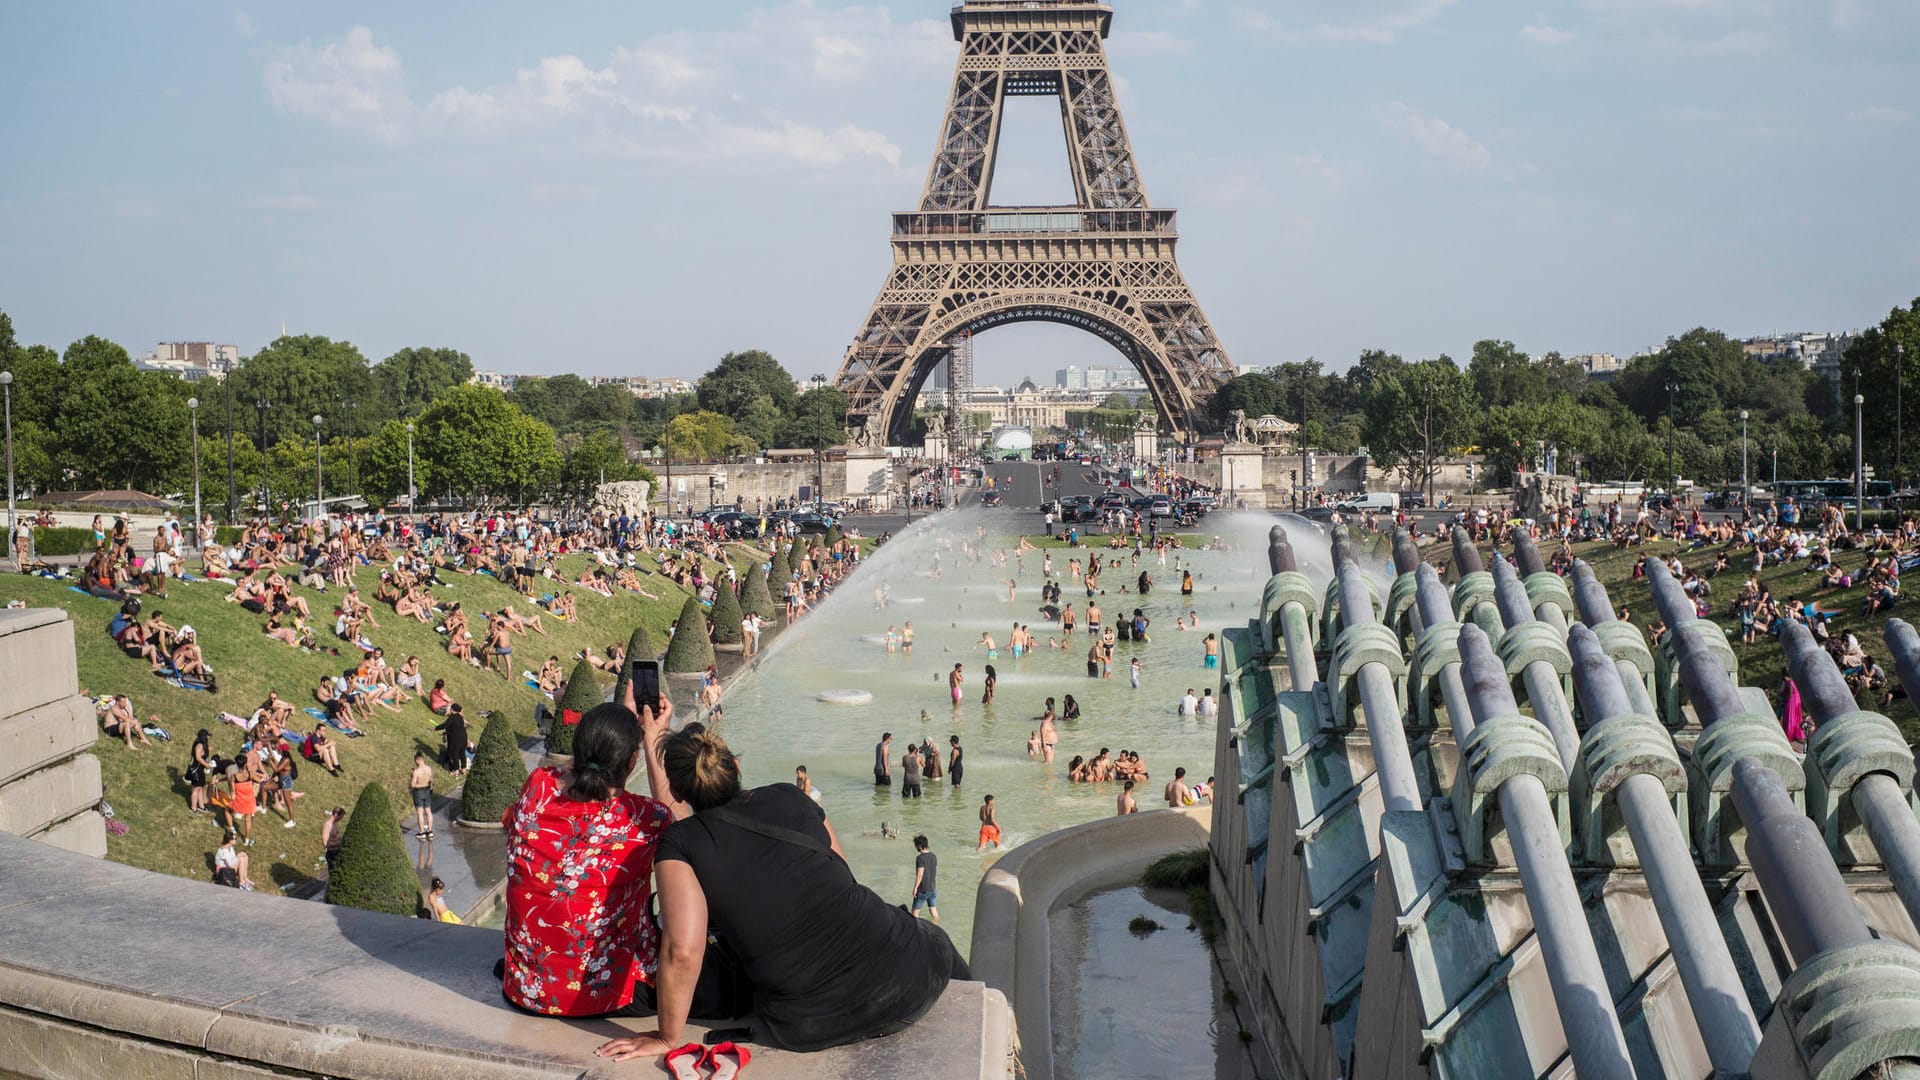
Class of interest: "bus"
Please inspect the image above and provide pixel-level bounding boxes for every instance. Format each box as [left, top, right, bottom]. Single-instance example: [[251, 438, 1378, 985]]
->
[[1776, 479, 1892, 508]]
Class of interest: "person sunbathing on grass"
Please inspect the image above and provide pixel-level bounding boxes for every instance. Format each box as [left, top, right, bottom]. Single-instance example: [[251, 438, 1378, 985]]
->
[[502, 604, 547, 637], [101, 694, 152, 748], [170, 630, 209, 681], [536, 655, 565, 695], [265, 612, 307, 647]]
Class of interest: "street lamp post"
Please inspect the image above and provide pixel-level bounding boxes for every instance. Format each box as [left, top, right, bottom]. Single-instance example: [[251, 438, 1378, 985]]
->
[[312, 414, 324, 520], [406, 421, 415, 512], [188, 397, 202, 551], [1856, 393, 1867, 531], [1898, 343, 1906, 490], [1663, 381, 1678, 497], [1, 370, 14, 537], [1423, 385, 1436, 509], [224, 374, 236, 523], [1740, 410, 1749, 508], [662, 426, 672, 519], [255, 399, 270, 516], [343, 399, 357, 498]]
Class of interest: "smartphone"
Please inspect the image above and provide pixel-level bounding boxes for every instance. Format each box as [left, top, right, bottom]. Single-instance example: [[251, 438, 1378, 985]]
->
[[630, 659, 661, 708]]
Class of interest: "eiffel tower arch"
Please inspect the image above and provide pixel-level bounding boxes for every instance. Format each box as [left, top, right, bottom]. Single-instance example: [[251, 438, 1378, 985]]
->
[[834, 0, 1235, 445]]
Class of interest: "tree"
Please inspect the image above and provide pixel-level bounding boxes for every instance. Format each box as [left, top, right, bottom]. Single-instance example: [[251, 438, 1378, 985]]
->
[[225, 335, 380, 449], [373, 347, 474, 417], [697, 350, 799, 418], [55, 336, 193, 491], [1208, 373, 1285, 427], [663, 595, 715, 673], [1838, 297, 1920, 485], [460, 711, 529, 824], [1361, 358, 1476, 492], [662, 410, 744, 461], [557, 429, 653, 504], [741, 564, 778, 621], [414, 385, 560, 503], [549, 659, 605, 757], [327, 782, 421, 917], [709, 581, 744, 645], [780, 388, 852, 450]]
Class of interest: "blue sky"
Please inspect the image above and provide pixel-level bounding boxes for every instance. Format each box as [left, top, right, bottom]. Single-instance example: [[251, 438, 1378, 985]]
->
[[2, 0, 1916, 389]]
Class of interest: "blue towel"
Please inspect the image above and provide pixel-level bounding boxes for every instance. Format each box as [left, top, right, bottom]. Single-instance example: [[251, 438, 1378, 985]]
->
[[306, 705, 363, 736]]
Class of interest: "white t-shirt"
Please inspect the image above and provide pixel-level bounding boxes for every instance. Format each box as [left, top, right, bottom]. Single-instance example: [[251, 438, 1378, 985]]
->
[[1180, 693, 1199, 715], [215, 845, 240, 870]]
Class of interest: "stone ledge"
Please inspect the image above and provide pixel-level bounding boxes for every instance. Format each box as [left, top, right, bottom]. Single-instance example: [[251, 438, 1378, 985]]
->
[[26, 807, 107, 858], [970, 807, 1211, 1080], [0, 609, 82, 721], [0, 830, 1012, 1080], [0, 694, 97, 786], [0, 753, 102, 836]]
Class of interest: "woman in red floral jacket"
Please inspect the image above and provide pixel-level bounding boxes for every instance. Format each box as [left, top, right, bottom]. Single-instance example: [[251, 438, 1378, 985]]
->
[[501, 692, 682, 1016]]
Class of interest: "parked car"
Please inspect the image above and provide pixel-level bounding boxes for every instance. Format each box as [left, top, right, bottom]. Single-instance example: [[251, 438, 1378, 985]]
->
[[1334, 492, 1399, 512], [1147, 496, 1175, 517]]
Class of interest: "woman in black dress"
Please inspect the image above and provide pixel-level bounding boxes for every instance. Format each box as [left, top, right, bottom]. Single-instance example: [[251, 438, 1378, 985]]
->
[[434, 704, 469, 775], [596, 724, 969, 1063], [948, 735, 964, 790]]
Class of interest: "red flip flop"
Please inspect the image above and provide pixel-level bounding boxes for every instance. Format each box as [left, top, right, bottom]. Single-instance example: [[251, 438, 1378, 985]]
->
[[705, 1040, 751, 1080], [663, 1042, 706, 1080]]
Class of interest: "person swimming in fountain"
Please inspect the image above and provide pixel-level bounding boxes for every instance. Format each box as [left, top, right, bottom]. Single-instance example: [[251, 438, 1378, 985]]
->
[[975, 631, 997, 660], [948, 663, 964, 707], [902, 622, 914, 652], [1036, 699, 1058, 763], [1002, 578, 1018, 604]]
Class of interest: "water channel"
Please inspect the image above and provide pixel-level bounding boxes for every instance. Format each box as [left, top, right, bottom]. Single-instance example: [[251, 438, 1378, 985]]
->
[[714, 507, 1364, 953]]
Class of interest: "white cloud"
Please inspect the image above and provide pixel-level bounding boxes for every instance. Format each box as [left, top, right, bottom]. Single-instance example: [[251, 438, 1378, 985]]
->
[[1655, 28, 1774, 55], [1521, 21, 1577, 45], [1849, 105, 1913, 127], [1234, 0, 1456, 45], [263, 26, 412, 144], [1373, 102, 1491, 170], [709, 121, 902, 169]]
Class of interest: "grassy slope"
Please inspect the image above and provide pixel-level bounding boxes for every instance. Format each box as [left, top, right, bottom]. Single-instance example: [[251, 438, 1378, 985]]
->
[[2, 541, 769, 894], [1435, 533, 1920, 745]]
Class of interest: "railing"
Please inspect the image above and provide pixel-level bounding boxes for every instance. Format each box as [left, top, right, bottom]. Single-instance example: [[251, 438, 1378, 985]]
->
[[893, 208, 1175, 238]]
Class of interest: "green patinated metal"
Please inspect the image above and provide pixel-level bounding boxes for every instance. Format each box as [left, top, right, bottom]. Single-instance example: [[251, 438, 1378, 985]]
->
[[1450, 571, 1497, 626], [1689, 711, 1806, 866], [1408, 620, 1464, 734], [1452, 715, 1571, 865], [1750, 941, 1920, 1080], [1319, 573, 1383, 646], [1327, 621, 1409, 733], [1521, 570, 1575, 623], [1386, 570, 1421, 645], [1804, 709, 1916, 865], [1652, 623, 1738, 730], [1571, 712, 1687, 867]]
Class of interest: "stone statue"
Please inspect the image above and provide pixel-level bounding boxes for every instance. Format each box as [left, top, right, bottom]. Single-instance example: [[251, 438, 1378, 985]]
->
[[1227, 408, 1252, 444], [849, 413, 883, 449], [592, 479, 653, 519], [924, 412, 947, 441]]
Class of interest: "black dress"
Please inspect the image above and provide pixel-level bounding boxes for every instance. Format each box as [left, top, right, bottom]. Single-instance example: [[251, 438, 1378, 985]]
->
[[435, 714, 469, 770], [655, 784, 968, 1051]]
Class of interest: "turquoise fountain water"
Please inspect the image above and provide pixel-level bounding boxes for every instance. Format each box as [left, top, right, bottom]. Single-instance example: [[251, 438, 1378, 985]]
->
[[715, 508, 1353, 953]]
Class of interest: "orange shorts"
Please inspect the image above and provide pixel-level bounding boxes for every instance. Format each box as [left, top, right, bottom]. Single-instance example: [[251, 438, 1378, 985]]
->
[[978, 824, 1001, 845]]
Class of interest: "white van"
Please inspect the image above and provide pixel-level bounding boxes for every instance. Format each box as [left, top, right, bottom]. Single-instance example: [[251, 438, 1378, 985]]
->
[[1335, 492, 1399, 512]]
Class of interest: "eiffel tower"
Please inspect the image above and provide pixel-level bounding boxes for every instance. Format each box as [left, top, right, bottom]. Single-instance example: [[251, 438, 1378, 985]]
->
[[834, 0, 1234, 446]]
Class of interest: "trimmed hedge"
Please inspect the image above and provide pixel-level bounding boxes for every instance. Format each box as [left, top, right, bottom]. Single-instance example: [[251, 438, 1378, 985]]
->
[[611, 626, 657, 704], [708, 580, 744, 645], [663, 595, 715, 673], [30, 527, 98, 557], [768, 546, 790, 586], [548, 659, 604, 757], [461, 710, 528, 824], [741, 564, 778, 621], [327, 782, 421, 917], [824, 525, 844, 549]]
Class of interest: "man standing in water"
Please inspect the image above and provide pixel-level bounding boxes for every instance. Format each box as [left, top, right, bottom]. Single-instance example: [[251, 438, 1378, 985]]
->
[[1116, 779, 1137, 815], [1203, 632, 1219, 671], [874, 732, 893, 786], [948, 663, 964, 707], [1165, 767, 1193, 808], [976, 794, 1001, 852], [911, 835, 939, 920]]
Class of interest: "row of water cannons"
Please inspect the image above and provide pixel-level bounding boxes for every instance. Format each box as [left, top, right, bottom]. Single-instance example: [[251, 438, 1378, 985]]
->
[[1258, 522, 1920, 1079]]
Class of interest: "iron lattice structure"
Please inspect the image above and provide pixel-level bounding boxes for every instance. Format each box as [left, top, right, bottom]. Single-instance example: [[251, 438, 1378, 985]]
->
[[834, 0, 1234, 445]]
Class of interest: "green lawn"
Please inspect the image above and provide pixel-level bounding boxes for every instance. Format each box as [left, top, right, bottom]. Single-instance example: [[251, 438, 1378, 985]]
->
[[1431, 533, 1920, 744], [3, 541, 773, 893]]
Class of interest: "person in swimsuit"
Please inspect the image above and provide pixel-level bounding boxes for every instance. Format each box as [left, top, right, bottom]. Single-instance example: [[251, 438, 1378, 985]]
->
[[409, 752, 434, 839], [1203, 633, 1219, 670], [1117, 780, 1137, 815], [874, 732, 893, 786], [948, 736, 964, 790], [948, 664, 964, 706], [902, 622, 914, 652], [976, 795, 1001, 852], [981, 664, 997, 705]]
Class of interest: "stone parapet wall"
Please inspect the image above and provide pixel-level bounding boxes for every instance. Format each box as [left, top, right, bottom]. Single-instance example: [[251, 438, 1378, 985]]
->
[[0, 608, 104, 857]]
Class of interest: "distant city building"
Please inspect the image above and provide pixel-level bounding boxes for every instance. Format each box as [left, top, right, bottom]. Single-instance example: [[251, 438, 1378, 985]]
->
[[1054, 365, 1145, 393], [588, 375, 694, 398], [1569, 352, 1624, 381], [135, 342, 239, 382], [471, 370, 519, 391], [1740, 331, 1860, 391]]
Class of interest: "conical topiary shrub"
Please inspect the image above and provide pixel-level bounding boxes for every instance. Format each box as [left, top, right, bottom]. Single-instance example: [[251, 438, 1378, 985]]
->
[[664, 594, 715, 674], [327, 782, 420, 917], [461, 711, 529, 825], [824, 525, 844, 550], [549, 659, 604, 757], [741, 564, 778, 621], [768, 545, 790, 586], [709, 580, 744, 646], [613, 626, 657, 702]]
